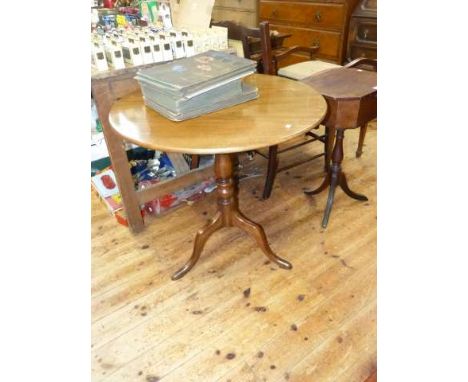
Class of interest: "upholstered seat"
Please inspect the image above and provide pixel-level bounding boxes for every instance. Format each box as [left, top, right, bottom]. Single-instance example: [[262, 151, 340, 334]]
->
[[278, 60, 341, 81]]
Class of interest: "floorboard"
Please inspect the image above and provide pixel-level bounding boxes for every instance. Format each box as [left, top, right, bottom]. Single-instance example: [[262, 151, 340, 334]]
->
[[92, 122, 377, 381]]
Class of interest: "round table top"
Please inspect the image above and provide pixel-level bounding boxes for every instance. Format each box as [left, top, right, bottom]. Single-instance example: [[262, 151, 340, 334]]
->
[[109, 73, 327, 155]]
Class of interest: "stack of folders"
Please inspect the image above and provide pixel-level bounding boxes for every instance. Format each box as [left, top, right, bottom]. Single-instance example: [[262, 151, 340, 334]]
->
[[135, 50, 258, 121]]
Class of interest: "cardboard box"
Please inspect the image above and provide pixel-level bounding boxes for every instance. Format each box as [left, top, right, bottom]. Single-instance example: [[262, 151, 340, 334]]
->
[[105, 42, 125, 69], [91, 43, 109, 71], [122, 42, 143, 66]]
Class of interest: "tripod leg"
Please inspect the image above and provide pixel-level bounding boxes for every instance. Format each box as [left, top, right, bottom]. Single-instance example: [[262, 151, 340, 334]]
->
[[232, 211, 292, 269], [321, 171, 339, 228], [171, 212, 223, 280], [304, 172, 330, 195], [340, 172, 368, 201]]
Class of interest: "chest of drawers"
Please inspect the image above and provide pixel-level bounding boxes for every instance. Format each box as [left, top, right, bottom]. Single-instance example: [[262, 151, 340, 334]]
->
[[258, 0, 358, 66], [346, 0, 377, 62]]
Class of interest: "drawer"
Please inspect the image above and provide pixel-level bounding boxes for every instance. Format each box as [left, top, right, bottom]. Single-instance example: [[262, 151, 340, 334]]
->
[[214, 0, 256, 11], [355, 19, 377, 43], [349, 44, 377, 60], [276, 53, 312, 69], [212, 7, 257, 27], [269, 24, 342, 62], [259, 1, 345, 30]]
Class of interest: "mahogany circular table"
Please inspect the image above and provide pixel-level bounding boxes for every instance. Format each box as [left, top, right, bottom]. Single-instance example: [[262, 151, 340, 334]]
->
[[109, 74, 327, 280]]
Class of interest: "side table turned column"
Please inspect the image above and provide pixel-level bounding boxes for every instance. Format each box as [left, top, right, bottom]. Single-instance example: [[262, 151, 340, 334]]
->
[[172, 153, 292, 280], [301, 67, 377, 228]]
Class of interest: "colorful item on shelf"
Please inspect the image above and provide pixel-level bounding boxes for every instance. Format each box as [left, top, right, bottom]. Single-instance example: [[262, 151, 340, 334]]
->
[[140, 177, 216, 216], [91, 169, 120, 198], [139, 0, 158, 23]]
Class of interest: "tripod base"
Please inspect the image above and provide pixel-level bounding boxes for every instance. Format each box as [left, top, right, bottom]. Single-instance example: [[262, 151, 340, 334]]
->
[[172, 153, 292, 280], [304, 128, 368, 228]]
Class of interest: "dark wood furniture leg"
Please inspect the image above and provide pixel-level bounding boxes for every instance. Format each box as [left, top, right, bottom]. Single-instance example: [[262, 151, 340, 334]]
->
[[172, 153, 292, 280], [262, 145, 279, 199], [356, 123, 368, 158], [325, 125, 336, 172], [190, 154, 200, 169], [304, 129, 368, 228]]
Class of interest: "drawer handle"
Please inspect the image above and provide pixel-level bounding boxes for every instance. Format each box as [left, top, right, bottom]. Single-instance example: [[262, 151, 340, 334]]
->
[[315, 11, 322, 22], [312, 38, 320, 48], [363, 28, 369, 39]]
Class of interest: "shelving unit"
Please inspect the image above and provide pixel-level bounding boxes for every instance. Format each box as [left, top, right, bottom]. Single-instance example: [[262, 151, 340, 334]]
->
[[91, 62, 214, 232]]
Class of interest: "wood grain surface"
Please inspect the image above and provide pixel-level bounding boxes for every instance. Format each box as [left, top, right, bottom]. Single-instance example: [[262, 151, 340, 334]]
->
[[108, 74, 327, 155], [92, 120, 376, 381], [302, 67, 376, 100]]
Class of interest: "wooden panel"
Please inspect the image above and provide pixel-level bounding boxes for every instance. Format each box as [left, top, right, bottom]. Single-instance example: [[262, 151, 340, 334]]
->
[[276, 52, 312, 68], [215, 0, 257, 11], [212, 7, 257, 27], [259, 1, 345, 30], [356, 19, 377, 43], [270, 23, 342, 61], [349, 44, 377, 60], [354, 0, 377, 17]]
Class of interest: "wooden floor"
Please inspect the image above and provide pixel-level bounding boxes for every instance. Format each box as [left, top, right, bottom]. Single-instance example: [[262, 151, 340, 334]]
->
[[91, 122, 377, 382]]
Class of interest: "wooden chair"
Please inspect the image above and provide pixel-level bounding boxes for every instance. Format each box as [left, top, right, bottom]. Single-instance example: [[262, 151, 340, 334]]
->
[[258, 21, 376, 161], [212, 20, 328, 199], [258, 21, 333, 199]]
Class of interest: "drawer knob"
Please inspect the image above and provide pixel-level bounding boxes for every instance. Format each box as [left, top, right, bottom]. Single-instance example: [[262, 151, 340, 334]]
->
[[363, 28, 369, 39], [314, 11, 322, 22], [312, 38, 320, 48], [271, 9, 279, 17]]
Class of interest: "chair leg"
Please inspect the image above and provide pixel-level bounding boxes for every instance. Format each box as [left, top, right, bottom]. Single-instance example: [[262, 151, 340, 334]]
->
[[190, 154, 200, 169], [356, 124, 368, 158], [325, 126, 335, 172], [263, 145, 279, 199]]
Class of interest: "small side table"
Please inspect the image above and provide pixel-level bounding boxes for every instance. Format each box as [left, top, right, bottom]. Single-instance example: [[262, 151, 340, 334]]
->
[[301, 67, 377, 228]]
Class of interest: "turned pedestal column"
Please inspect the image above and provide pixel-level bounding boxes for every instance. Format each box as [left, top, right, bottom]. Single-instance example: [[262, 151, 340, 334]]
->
[[172, 153, 292, 280]]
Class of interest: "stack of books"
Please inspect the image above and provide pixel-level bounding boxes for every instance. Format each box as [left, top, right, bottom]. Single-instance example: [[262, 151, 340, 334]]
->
[[135, 50, 258, 121]]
